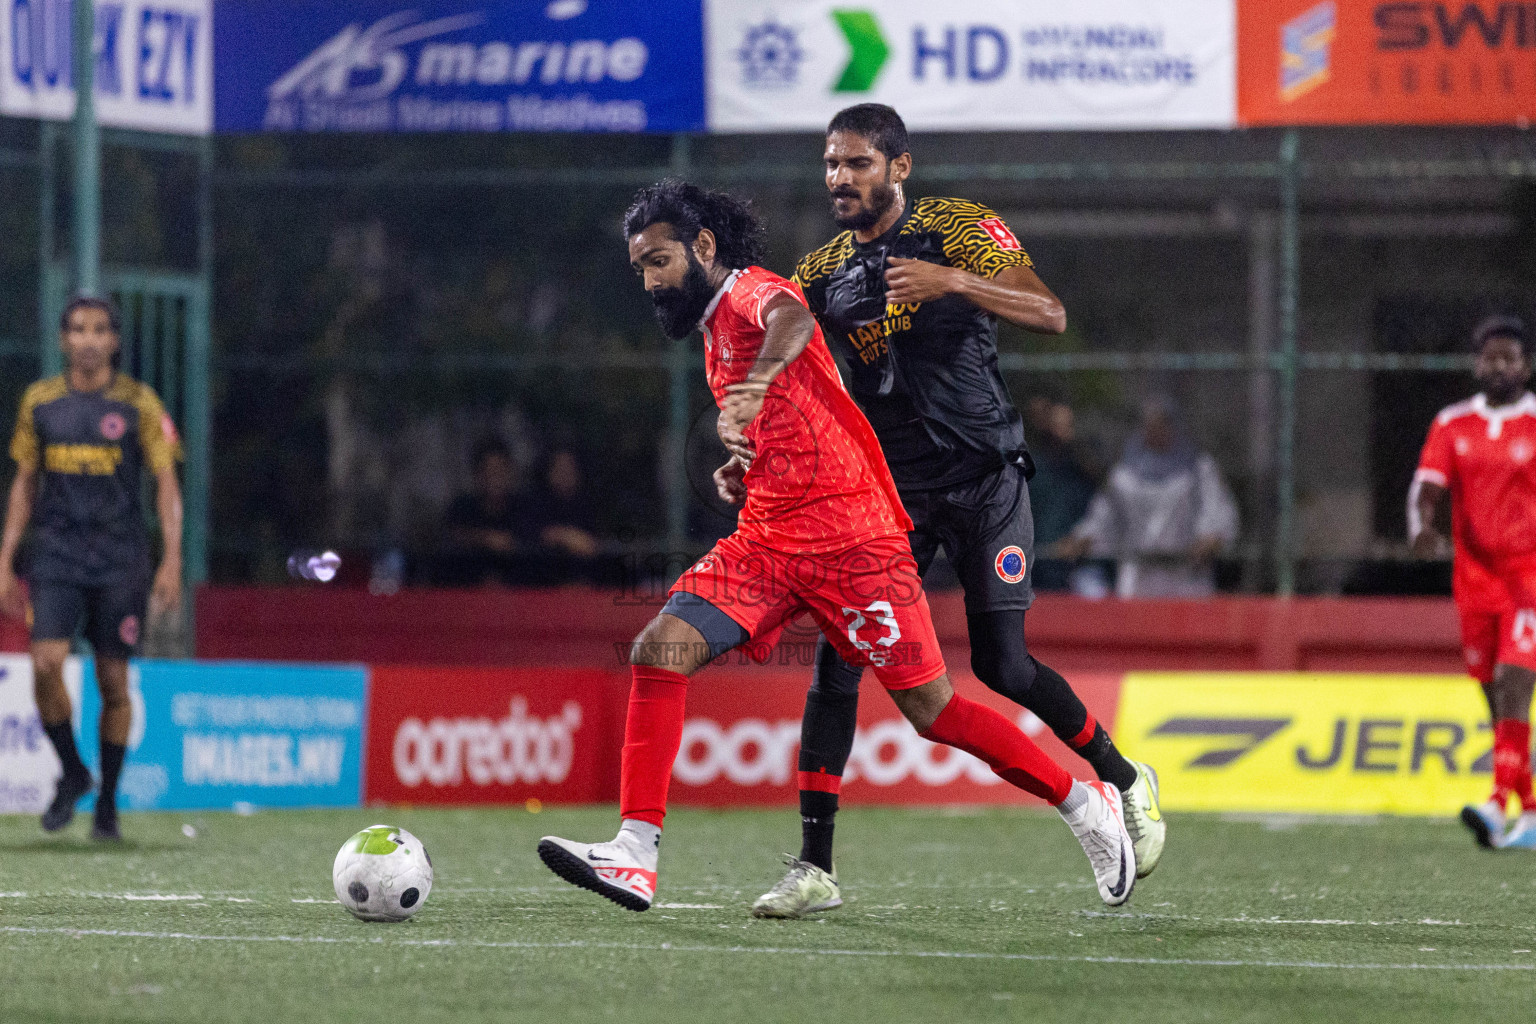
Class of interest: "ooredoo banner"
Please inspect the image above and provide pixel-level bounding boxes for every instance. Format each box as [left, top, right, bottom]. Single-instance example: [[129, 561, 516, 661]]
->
[[364, 666, 621, 805], [707, 0, 1237, 131], [1114, 672, 1497, 815], [669, 665, 1126, 806], [1239, 0, 1536, 125], [0, 653, 85, 813]]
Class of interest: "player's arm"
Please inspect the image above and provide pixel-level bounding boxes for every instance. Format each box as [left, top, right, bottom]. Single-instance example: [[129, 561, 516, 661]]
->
[[0, 464, 38, 620], [718, 291, 818, 457], [1410, 478, 1450, 558], [151, 466, 184, 615], [885, 260, 1066, 334]]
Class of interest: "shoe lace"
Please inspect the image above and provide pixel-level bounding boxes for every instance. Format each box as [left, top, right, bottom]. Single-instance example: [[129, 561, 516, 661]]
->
[[1079, 822, 1124, 880], [766, 856, 818, 896]]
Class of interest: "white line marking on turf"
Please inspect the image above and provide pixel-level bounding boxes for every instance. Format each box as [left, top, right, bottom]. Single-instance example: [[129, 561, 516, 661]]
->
[[1078, 911, 1470, 928], [0, 925, 1530, 973]]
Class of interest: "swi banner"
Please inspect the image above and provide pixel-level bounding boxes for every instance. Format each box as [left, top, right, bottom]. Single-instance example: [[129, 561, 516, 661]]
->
[[214, 0, 705, 133], [1239, 0, 1536, 125], [0, 0, 213, 134], [1114, 672, 1495, 815], [706, 0, 1237, 131]]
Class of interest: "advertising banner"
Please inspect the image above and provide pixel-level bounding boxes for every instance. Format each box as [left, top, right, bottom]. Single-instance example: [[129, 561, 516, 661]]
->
[[0, 0, 212, 134], [74, 660, 368, 811], [668, 665, 1126, 806], [364, 666, 621, 805], [1115, 672, 1496, 815], [706, 0, 1236, 131], [0, 654, 86, 813], [1239, 1, 1536, 125], [214, 0, 704, 133]]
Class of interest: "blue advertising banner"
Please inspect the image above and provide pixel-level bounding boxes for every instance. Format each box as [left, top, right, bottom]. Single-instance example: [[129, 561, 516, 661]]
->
[[75, 660, 368, 811], [214, 0, 704, 133]]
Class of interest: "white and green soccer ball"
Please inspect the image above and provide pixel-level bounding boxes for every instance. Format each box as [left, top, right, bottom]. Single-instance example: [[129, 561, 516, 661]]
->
[[332, 825, 433, 922]]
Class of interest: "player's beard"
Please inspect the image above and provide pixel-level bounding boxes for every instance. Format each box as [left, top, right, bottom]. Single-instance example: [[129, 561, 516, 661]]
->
[[832, 176, 899, 232], [649, 252, 716, 340]]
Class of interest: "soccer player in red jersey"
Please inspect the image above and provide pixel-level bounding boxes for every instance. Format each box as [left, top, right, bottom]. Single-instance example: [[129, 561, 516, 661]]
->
[[1412, 316, 1536, 848], [537, 180, 1136, 911]]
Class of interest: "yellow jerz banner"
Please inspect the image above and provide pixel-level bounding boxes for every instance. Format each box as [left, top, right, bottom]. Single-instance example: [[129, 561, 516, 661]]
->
[[1114, 673, 1495, 816]]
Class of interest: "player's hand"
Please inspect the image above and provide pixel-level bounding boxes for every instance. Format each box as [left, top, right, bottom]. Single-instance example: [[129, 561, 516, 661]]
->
[[719, 382, 767, 453], [714, 456, 748, 505], [1411, 528, 1449, 559], [885, 257, 962, 305], [150, 561, 182, 617], [716, 405, 757, 465], [0, 568, 25, 621]]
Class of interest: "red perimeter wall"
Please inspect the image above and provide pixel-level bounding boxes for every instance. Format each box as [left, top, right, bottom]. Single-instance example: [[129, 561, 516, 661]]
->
[[194, 588, 1463, 675]]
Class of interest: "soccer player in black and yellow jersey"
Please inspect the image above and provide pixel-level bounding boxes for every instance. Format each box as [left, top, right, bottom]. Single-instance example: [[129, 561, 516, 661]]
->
[[0, 296, 183, 841], [746, 105, 1165, 917]]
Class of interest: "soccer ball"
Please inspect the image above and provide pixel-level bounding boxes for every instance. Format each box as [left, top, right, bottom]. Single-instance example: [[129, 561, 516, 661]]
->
[[332, 825, 433, 922]]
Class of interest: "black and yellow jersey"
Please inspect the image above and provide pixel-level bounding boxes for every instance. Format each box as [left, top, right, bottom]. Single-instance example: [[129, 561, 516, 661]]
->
[[9, 374, 179, 585], [792, 196, 1035, 491]]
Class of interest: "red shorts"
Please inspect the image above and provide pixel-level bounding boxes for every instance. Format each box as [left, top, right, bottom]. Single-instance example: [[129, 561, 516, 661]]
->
[[1455, 552, 1536, 682], [670, 531, 946, 690]]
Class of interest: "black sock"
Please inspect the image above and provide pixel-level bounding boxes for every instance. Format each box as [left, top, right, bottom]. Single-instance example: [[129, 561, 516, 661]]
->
[[97, 742, 126, 815], [1074, 721, 1138, 792], [799, 790, 839, 872], [42, 721, 88, 779]]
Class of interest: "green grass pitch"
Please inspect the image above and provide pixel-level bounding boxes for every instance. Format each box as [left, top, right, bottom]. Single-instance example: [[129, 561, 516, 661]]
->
[[0, 805, 1532, 1023]]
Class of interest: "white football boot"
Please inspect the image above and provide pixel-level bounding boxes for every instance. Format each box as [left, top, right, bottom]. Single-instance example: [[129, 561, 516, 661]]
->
[[1121, 761, 1167, 878], [751, 857, 842, 919], [1063, 781, 1136, 906], [1460, 798, 1507, 849], [538, 831, 658, 912]]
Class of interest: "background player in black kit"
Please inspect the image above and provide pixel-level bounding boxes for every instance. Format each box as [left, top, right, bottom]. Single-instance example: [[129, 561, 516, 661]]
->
[[0, 296, 183, 841], [747, 105, 1165, 918]]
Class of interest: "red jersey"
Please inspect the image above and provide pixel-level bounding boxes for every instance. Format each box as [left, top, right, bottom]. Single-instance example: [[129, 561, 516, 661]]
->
[[700, 265, 909, 554], [1415, 392, 1536, 607]]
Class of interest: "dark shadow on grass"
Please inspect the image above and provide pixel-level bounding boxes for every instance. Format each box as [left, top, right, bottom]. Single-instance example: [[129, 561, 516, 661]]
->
[[0, 837, 183, 853]]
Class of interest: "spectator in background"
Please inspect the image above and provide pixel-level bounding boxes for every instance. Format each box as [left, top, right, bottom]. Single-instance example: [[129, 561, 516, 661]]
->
[[437, 437, 531, 586], [1057, 396, 1239, 598], [1025, 393, 1102, 592], [524, 446, 603, 584]]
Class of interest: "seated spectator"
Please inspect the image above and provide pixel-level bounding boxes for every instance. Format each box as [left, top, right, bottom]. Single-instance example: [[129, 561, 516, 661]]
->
[[522, 446, 603, 584], [1026, 394, 1102, 592], [436, 438, 533, 586], [1057, 396, 1239, 598]]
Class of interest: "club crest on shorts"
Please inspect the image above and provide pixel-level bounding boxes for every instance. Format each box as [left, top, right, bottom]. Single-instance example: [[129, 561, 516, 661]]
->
[[994, 545, 1027, 584], [99, 412, 127, 440]]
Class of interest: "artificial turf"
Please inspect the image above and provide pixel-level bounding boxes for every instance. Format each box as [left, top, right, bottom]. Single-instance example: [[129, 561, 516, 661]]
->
[[0, 805, 1531, 1023]]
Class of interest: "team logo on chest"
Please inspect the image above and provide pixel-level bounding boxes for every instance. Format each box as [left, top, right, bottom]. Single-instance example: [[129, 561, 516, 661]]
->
[[99, 412, 127, 441], [995, 545, 1027, 584], [1512, 438, 1534, 465]]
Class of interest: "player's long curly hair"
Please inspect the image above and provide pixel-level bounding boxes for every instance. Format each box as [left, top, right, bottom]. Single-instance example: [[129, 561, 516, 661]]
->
[[623, 179, 767, 271]]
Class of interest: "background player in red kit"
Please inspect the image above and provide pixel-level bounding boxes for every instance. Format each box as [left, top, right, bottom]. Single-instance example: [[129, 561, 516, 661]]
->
[[537, 180, 1136, 912], [1413, 316, 1536, 848]]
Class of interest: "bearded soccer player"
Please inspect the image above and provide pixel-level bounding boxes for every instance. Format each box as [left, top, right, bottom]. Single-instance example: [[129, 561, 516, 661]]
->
[[740, 104, 1165, 919], [0, 296, 183, 841], [537, 179, 1136, 912], [1412, 316, 1536, 849]]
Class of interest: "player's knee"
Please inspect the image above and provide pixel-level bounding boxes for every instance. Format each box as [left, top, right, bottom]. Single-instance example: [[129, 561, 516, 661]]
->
[[890, 675, 954, 734], [627, 614, 705, 673], [31, 649, 67, 681]]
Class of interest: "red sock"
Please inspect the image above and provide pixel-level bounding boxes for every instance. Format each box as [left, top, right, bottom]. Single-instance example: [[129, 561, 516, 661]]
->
[[1498, 719, 1536, 812], [619, 666, 689, 828], [920, 694, 1074, 805], [1492, 718, 1531, 812]]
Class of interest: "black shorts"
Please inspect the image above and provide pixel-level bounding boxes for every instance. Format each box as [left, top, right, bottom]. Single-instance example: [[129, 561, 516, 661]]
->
[[28, 578, 148, 659], [904, 461, 1035, 614]]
